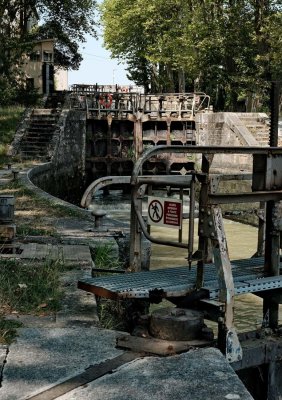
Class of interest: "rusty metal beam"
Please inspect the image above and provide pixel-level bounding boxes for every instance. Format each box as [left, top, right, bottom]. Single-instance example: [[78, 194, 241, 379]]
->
[[209, 191, 282, 204], [81, 176, 131, 208]]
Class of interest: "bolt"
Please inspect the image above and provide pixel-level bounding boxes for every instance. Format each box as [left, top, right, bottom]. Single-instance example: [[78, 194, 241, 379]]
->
[[210, 232, 215, 237], [208, 221, 213, 226], [201, 208, 205, 213]]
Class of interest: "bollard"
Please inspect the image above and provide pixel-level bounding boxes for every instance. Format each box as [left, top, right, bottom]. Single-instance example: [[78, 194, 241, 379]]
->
[[91, 209, 107, 228], [12, 170, 19, 181]]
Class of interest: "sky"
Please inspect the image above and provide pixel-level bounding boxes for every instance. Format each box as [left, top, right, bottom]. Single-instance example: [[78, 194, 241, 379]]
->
[[68, 33, 133, 87]]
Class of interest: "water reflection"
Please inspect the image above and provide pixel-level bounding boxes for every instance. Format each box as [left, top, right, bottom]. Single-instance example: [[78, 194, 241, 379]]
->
[[92, 190, 281, 331]]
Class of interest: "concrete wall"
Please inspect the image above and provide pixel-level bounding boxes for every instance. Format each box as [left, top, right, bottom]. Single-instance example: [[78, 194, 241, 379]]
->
[[32, 109, 87, 204], [195, 112, 258, 173]]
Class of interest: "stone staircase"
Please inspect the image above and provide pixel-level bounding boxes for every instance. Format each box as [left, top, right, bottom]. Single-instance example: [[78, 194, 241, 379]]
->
[[237, 113, 282, 147], [18, 109, 60, 160], [12, 91, 68, 160]]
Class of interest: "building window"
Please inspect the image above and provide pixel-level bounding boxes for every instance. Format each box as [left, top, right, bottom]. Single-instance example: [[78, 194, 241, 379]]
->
[[26, 78, 34, 90], [43, 51, 53, 62], [29, 51, 41, 62]]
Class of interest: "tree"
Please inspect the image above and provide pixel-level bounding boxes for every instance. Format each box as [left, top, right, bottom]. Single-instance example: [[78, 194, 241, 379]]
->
[[0, 0, 97, 104], [101, 0, 282, 110]]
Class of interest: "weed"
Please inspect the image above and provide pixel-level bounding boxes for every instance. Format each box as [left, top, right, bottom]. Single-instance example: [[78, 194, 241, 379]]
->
[[0, 106, 24, 166], [17, 224, 55, 237], [0, 180, 87, 239], [92, 244, 129, 331], [92, 243, 121, 271], [0, 318, 22, 344], [0, 258, 64, 315], [97, 299, 125, 331]]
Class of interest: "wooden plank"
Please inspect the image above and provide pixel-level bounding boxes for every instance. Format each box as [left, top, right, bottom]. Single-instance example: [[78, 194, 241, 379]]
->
[[116, 335, 211, 356]]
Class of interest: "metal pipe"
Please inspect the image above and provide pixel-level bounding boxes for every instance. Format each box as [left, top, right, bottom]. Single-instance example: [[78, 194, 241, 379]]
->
[[188, 177, 196, 268]]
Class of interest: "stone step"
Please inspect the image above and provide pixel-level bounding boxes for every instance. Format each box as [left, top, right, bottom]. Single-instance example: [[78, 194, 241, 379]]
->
[[30, 118, 58, 124], [28, 127, 55, 133], [25, 133, 53, 139], [32, 108, 59, 115], [21, 142, 50, 150], [20, 150, 48, 156], [21, 140, 51, 146]]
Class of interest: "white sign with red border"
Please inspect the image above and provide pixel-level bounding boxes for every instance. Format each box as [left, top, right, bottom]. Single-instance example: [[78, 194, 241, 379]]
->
[[147, 196, 182, 229]]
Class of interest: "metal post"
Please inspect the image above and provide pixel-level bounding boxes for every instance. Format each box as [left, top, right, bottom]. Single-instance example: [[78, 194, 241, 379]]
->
[[269, 81, 280, 147], [166, 116, 171, 146], [196, 154, 213, 287], [107, 114, 112, 176], [263, 82, 281, 329], [134, 116, 143, 159], [129, 187, 143, 272], [188, 176, 195, 268], [211, 205, 242, 363]]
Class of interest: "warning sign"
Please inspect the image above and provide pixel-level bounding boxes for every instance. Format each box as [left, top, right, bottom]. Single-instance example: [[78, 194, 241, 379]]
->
[[147, 196, 182, 229]]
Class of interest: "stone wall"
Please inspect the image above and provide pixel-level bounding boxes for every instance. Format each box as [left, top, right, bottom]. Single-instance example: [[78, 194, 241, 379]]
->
[[195, 112, 258, 173], [31, 109, 87, 204]]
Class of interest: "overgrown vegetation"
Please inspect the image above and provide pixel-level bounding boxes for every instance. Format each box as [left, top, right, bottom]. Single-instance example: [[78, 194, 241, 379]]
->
[[0, 177, 91, 344], [0, 319, 22, 345], [101, 0, 282, 110], [1, 1, 97, 105], [91, 243, 125, 330], [0, 259, 64, 315], [0, 180, 85, 237], [92, 244, 148, 332], [93, 243, 122, 271], [0, 106, 24, 166], [0, 258, 66, 343]]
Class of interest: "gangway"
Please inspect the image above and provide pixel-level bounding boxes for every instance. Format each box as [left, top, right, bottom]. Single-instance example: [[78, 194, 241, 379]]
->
[[79, 145, 282, 364]]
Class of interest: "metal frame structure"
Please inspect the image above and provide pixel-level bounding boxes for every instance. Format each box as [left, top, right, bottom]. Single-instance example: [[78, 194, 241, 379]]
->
[[127, 145, 282, 362], [78, 144, 282, 364]]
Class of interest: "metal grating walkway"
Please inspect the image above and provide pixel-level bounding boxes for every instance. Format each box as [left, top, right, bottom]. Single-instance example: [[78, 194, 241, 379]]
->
[[78, 257, 282, 300]]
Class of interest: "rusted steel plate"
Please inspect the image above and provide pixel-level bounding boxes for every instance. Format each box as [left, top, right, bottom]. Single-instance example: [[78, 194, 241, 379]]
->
[[26, 352, 140, 400], [116, 335, 211, 356]]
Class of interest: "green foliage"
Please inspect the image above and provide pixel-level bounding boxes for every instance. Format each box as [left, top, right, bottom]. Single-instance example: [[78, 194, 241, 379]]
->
[[0, 258, 64, 314], [16, 225, 55, 237], [0, 318, 22, 344], [92, 243, 121, 270], [101, 0, 282, 109], [0, 106, 24, 165], [0, 0, 97, 105]]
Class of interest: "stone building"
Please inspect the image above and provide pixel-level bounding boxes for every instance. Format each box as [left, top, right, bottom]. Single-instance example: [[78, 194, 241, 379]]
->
[[23, 38, 68, 94]]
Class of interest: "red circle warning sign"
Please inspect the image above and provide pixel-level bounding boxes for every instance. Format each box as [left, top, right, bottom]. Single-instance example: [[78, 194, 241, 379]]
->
[[148, 200, 163, 223]]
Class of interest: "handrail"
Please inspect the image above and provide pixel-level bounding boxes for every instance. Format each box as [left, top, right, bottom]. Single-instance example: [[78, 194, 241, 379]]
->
[[131, 145, 282, 185]]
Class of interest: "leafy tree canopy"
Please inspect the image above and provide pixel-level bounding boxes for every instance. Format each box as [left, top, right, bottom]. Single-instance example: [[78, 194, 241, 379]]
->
[[0, 0, 97, 104], [101, 0, 282, 110]]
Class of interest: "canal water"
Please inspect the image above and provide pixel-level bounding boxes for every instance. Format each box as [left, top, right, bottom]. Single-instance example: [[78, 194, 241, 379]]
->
[[92, 190, 281, 332]]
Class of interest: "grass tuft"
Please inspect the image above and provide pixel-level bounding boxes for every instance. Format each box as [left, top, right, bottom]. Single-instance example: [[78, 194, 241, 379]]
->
[[0, 106, 24, 166], [0, 258, 64, 315], [0, 319, 22, 344], [92, 243, 121, 271]]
